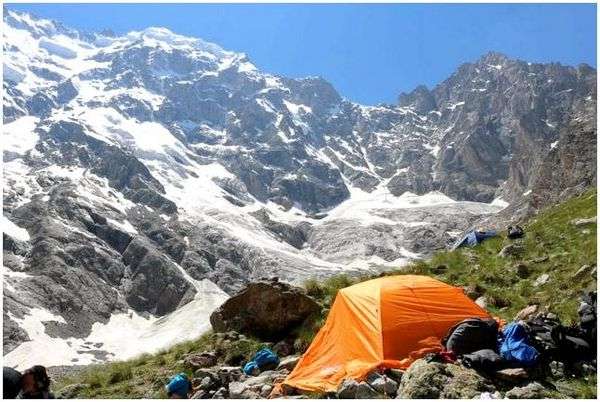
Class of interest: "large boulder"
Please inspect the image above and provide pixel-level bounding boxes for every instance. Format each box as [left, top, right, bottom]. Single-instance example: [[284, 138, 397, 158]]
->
[[396, 359, 495, 399], [210, 279, 320, 340]]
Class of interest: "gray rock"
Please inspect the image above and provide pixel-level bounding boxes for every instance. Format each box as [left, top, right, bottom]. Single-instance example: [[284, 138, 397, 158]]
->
[[505, 382, 550, 399], [217, 366, 244, 385], [366, 372, 398, 396], [498, 243, 524, 258], [396, 359, 495, 399], [550, 361, 565, 378], [184, 351, 218, 369], [475, 296, 488, 309], [570, 217, 596, 226], [212, 387, 228, 399], [228, 381, 258, 399], [574, 264, 595, 278], [355, 382, 380, 399], [514, 305, 538, 321], [191, 389, 208, 399], [533, 273, 550, 287], [337, 378, 359, 399], [495, 368, 529, 383], [277, 355, 301, 371]]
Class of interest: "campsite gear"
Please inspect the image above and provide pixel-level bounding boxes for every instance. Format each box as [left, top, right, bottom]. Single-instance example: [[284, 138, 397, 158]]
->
[[499, 323, 539, 366], [243, 348, 279, 375], [3, 367, 22, 399], [282, 275, 491, 393], [442, 318, 499, 356], [451, 230, 497, 250], [550, 326, 592, 363], [523, 312, 595, 367], [166, 373, 191, 399], [507, 225, 525, 239], [462, 349, 503, 373], [18, 366, 53, 399], [522, 315, 561, 361]]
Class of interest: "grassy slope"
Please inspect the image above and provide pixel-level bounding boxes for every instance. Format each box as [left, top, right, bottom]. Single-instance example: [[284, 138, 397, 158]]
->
[[53, 333, 267, 398], [53, 190, 597, 398]]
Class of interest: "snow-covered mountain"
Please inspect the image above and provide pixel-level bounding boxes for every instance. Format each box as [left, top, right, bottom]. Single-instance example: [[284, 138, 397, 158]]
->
[[3, 10, 596, 369]]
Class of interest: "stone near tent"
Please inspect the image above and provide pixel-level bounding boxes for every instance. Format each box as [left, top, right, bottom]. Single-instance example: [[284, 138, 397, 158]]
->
[[531, 256, 549, 264], [514, 305, 538, 321], [190, 389, 208, 399], [260, 384, 274, 397], [228, 381, 259, 399], [498, 243, 524, 258], [355, 382, 380, 398], [550, 361, 566, 378], [475, 296, 488, 309], [495, 368, 529, 383], [194, 368, 220, 383], [196, 375, 219, 391], [337, 378, 360, 398], [396, 359, 496, 399], [504, 382, 550, 399], [228, 370, 287, 399], [184, 351, 218, 369], [210, 279, 320, 341], [570, 216, 596, 226], [573, 264, 595, 279], [533, 273, 550, 287], [366, 371, 399, 396], [216, 366, 244, 385], [277, 355, 301, 371], [463, 284, 484, 300], [212, 387, 228, 399]]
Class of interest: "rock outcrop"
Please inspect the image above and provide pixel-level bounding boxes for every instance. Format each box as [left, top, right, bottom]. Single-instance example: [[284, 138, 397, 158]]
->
[[396, 359, 496, 399], [210, 279, 320, 341]]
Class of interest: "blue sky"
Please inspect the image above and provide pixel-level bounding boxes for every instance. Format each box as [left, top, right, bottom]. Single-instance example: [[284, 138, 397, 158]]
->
[[6, 3, 597, 105]]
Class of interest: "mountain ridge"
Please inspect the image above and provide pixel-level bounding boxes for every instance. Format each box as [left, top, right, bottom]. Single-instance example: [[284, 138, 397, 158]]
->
[[3, 10, 596, 369]]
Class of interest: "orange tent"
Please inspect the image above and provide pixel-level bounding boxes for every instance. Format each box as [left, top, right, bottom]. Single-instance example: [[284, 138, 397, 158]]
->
[[282, 275, 490, 393]]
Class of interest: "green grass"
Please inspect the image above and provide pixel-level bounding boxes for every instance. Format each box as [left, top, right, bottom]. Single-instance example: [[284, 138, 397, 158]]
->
[[397, 188, 597, 323], [53, 190, 596, 398], [53, 332, 266, 398]]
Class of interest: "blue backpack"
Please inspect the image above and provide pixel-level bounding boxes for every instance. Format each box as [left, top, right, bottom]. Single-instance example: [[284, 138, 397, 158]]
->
[[243, 348, 279, 375], [166, 373, 191, 398], [499, 323, 539, 366]]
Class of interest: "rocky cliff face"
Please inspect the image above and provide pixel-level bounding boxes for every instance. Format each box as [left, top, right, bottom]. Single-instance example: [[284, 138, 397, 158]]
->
[[2, 11, 596, 368]]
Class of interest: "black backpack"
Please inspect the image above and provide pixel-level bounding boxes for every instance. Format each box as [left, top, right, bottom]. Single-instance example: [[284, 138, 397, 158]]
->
[[462, 349, 504, 373], [578, 291, 596, 349], [443, 318, 499, 356]]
